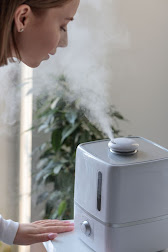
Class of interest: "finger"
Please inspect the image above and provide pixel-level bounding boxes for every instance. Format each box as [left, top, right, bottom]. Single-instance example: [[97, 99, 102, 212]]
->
[[42, 225, 74, 234], [33, 233, 58, 243], [33, 219, 61, 225], [33, 220, 72, 226], [40, 222, 74, 227]]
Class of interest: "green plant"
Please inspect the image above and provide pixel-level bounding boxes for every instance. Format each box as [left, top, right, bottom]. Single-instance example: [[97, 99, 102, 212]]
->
[[33, 75, 126, 220]]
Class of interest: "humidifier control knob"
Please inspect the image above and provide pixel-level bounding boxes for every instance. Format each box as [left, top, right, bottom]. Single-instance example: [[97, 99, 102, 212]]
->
[[81, 221, 91, 237]]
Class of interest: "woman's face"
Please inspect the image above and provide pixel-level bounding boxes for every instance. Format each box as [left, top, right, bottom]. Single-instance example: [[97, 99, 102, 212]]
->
[[13, 0, 80, 68]]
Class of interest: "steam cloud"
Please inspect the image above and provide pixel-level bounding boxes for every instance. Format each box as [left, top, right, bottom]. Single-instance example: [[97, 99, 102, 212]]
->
[[33, 0, 130, 140], [0, 0, 130, 139]]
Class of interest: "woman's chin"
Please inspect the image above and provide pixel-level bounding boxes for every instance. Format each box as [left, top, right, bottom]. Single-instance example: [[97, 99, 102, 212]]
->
[[22, 60, 41, 68], [21, 54, 51, 68], [21, 55, 52, 68]]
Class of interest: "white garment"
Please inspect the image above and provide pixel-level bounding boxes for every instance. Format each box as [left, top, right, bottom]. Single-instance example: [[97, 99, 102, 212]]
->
[[0, 215, 19, 245]]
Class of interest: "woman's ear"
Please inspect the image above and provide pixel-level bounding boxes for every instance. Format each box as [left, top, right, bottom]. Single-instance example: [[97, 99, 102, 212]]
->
[[14, 4, 31, 33]]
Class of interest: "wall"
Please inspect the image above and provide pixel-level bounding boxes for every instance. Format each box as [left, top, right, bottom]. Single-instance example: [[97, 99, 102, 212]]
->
[[107, 0, 168, 147]]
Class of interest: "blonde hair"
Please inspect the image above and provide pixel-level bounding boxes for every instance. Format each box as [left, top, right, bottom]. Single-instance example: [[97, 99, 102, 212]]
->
[[0, 0, 72, 66]]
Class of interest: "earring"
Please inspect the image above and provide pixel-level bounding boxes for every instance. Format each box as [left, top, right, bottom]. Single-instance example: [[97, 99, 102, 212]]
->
[[20, 28, 24, 32]]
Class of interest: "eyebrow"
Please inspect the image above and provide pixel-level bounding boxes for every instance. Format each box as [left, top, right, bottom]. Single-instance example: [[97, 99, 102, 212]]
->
[[65, 17, 74, 21]]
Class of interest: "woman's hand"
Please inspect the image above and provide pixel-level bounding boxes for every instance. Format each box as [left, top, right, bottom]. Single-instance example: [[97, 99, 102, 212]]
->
[[13, 219, 74, 245]]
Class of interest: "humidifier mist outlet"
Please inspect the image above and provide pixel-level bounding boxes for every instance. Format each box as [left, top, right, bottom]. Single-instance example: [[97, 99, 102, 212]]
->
[[108, 137, 139, 155]]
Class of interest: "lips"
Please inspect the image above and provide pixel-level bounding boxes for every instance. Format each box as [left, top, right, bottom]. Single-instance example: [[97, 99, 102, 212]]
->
[[43, 51, 56, 61], [49, 49, 57, 56], [43, 55, 50, 61]]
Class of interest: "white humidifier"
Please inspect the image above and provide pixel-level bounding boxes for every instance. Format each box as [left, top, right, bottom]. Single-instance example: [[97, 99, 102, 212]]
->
[[74, 137, 168, 252]]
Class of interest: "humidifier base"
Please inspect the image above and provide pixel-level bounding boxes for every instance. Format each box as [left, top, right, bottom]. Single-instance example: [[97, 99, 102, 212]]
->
[[75, 203, 168, 252]]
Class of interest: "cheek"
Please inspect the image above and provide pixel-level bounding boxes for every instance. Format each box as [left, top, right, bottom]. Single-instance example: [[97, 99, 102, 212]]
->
[[35, 28, 61, 54], [25, 26, 61, 54], [17, 24, 61, 66], [49, 32, 61, 50], [43, 28, 61, 50]]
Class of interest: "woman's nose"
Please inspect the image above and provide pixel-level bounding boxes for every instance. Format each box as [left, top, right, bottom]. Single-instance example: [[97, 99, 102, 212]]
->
[[58, 31, 68, 48]]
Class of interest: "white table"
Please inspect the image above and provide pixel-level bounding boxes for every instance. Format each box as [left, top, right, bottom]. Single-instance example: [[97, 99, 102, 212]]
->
[[43, 221, 93, 252], [43, 235, 168, 252], [43, 221, 168, 252]]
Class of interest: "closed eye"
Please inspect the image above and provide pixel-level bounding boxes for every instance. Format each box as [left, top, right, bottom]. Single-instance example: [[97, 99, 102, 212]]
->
[[61, 27, 67, 32]]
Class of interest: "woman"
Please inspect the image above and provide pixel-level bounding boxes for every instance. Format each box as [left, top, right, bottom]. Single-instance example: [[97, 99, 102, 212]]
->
[[0, 0, 80, 246]]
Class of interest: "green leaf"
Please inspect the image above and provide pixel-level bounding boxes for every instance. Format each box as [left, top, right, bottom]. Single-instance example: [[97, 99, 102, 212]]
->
[[39, 147, 53, 159], [44, 160, 55, 170], [36, 158, 48, 170], [38, 124, 48, 133], [61, 123, 79, 143], [112, 111, 124, 120], [58, 200, 67, 217], [46, 200, 54, 216], [58, 75, 66, 82], [36, 192, 49, 205], [65, 110, 78, 124], [35, 160, 55, 184], [50, 97, 60, 110], [49, 191, 62, 201], [35, 169, 48, 184], [74, 132, 81, 144], [51, 210, 58, 220], [40, 143, 47, 151], [43, 173, 53, 183], [53, 164, 63, 174], [52, 130, 62, 152]]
